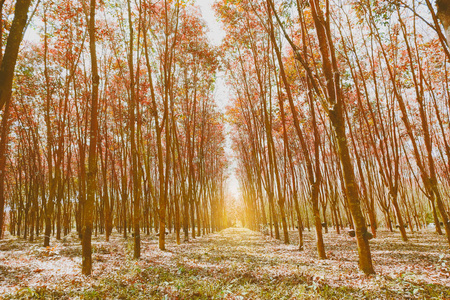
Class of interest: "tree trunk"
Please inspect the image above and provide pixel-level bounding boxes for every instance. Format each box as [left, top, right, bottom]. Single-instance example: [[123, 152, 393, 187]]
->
[[308, 0, 375, 274], [0, 0, 32, 110], [82, 0, 100, 276]]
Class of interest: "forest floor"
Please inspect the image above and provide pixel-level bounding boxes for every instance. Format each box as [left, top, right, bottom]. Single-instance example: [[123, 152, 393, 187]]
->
[[0, 227, 449, 299]]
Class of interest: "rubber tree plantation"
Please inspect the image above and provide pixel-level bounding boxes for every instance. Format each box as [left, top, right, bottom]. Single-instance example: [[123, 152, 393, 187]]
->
[[0, 0, 450, 299]]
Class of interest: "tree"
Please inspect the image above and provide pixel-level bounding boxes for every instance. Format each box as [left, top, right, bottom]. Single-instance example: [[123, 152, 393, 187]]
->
[[82, 0, 100, 276], [305, 0, 375, 274], [0, 0, 33, 238]]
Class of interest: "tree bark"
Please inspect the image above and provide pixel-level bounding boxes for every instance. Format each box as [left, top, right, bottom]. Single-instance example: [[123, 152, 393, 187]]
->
[[308, 0, 375, 274], [0, 0, 32, 110], [82, 0, 100, 276]]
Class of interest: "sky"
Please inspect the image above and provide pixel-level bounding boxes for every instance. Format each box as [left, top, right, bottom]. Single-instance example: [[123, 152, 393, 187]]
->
[[195, 0, 241, 200], [196, 0, 226, 46]]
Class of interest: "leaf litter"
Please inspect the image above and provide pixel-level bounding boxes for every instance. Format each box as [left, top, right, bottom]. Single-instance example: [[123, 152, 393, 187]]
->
[[0, 227, 449, 299]]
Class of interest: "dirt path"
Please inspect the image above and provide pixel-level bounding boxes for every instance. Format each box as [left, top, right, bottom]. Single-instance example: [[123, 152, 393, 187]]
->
[[1, 227, 450, 299]]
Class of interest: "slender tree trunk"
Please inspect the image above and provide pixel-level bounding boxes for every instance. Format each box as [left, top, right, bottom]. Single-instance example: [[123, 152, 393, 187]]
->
[[308, 0, 375, 274], [0, 100, 11, 239], [82, 0, 100, 275]]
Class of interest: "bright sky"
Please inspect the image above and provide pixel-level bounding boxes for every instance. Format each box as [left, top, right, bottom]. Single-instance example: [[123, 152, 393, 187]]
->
[[196, 0, 240, 201], [196, 0, 226, 46]]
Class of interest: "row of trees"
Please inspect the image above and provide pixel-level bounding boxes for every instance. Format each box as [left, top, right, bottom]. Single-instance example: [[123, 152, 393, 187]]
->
[[0, 0, 229, 275], [219, 0, 450, 274]]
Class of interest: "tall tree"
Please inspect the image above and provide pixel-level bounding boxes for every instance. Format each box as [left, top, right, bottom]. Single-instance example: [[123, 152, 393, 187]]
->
[[0, 0, 33, 237], [82, 0, 100, 276], [307, 0, 374, 274]]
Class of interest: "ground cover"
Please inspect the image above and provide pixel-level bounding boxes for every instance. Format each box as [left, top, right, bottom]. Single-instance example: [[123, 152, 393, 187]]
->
[[0, 227, 449, 299]]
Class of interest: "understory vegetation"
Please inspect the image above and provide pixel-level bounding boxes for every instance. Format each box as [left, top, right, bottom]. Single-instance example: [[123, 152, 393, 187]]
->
[[1, 227, 449, 299]]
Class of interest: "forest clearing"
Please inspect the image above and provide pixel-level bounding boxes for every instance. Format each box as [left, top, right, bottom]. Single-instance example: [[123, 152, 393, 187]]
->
[[1, 227, 449, 299]]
